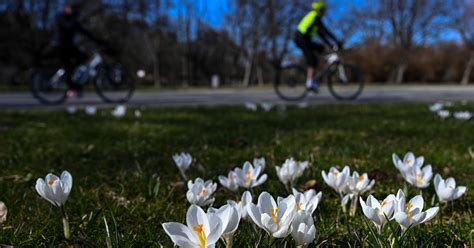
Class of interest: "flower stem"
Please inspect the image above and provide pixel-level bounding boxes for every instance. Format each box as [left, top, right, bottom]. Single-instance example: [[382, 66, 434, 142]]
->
[[284, 183, 290, 193], [60, 206, 71, 240], [349, 194, 359, 216], [224, 235, 233, 248], [179, 170, 188, 181]]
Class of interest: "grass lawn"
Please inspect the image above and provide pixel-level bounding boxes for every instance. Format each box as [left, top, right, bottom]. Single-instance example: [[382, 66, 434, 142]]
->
[[0, 103, 472, 247]]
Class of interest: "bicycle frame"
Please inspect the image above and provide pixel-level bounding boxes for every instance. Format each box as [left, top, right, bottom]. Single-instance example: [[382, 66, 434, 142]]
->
[[315, 51, 349, 84], [49, 52, 103, 88]]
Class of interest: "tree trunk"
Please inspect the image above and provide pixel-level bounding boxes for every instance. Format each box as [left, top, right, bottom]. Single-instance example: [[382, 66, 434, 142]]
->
[[257, 65, 264, 87], [395, 63, 407, 84], [461, 51, 474, 85], [242, 57, 253, 87]]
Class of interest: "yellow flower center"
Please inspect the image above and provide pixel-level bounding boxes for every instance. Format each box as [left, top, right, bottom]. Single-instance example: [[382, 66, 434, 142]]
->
[[416, 174, 422, 184], [244, 170, 252, 183], [48, 179, 56, 186], [333, 171, 339, 176], [406, 202, 413, 219], [448, 185, 454, 189], [404, 159, 412, 165], [357, 176, 363, 182], [296, 201, 303, 211], [380, 200, 387, 208], [201, 188, 209, 196], [192, 224, 206, 248], [269, 208, 279, 224]]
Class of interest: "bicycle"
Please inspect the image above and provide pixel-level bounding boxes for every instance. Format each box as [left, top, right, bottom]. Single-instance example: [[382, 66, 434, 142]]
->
[[274, 47, 364, 101], [31, 49, 135, 105]]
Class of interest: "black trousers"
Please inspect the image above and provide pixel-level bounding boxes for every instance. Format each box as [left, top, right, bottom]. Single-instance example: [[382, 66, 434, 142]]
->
[[294, 31, 324, 67]]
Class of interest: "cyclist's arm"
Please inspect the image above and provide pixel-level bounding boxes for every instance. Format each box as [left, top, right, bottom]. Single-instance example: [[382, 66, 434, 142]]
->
[[316, 19, 340, 47], [76, 22, 105, 46]]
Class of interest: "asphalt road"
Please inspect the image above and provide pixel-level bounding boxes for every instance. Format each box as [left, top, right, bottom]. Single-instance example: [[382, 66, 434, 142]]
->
[[0, 86, 473, 110]]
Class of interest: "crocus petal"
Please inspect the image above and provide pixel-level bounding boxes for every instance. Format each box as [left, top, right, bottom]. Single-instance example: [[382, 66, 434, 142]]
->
[[409, 195, 424, 211], [453, 186, 467, 200], [206, 217, 223, 246], [253, 174, 268, 187], [421, 207, 439, 223], [162, 222, 197, 247], [394, 212, 411, 229], [258, 192, 277, 215], [433, 174, 442, 193], [248, 203, 263, 228], [186, 205, 210, 237]]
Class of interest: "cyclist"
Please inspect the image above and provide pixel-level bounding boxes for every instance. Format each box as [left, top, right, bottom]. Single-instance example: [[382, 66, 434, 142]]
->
[[53, 2, 104, 96], [295, 1, 343, 91]]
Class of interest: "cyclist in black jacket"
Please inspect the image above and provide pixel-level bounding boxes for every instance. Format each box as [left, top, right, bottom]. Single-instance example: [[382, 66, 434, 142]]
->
[[295, 1, 342, 92], [54, 3, 103, 95]]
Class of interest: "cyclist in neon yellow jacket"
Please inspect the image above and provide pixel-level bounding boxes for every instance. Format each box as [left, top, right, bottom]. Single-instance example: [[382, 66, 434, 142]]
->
[[295, 1, 342, 91]]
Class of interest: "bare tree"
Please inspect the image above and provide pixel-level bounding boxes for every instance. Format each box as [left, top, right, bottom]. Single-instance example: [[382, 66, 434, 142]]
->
[[451, 0, 474, 84], [354, 0, 450, 83], [226, 0, 267, 86], [263, 0, 307, 84]]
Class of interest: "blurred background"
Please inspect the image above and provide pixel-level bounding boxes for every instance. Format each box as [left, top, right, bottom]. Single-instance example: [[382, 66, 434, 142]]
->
[[0, 0, 473, 90]]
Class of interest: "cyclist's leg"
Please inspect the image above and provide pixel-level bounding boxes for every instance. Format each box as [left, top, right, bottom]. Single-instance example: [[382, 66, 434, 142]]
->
[[310, 42, 325, 85], [295, 32, 317, 88], [59, 46, 74, 89]]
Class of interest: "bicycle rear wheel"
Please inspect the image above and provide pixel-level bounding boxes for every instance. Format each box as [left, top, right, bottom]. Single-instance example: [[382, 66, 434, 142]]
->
[[95, 64, 135, 103], [31, 68, 68, 105], [327, 63, 364, 100], [274, 64, 308, 101]]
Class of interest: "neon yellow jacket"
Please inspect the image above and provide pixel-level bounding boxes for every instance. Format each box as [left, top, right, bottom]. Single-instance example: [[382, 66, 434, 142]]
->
[[297, 10, 320, 36]]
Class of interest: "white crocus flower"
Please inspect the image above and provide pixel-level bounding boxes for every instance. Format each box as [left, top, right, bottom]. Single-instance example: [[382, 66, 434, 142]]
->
[[322, 166, 352, 212], [454, 111, 472, 120], [429, 102, 444, 112], [360, 195, 396, 234], [173, 152, 192, 180], [393, 191, 439, 233], [248, 192, 296, 238], [276, 158, 308, 190], [162, 205, 224, 248], [240, 191, 252, 220], [234, 162, 267, 189], [35, 171, 73, 239], [437, 110, 450, 119], [321, 166, 351, 195], [260, 102, 274, 112], [0, 201, 7, 224], [392, 152, 424, 180], [405, 164, 433, 189], [244, 102, 258, 111], [66, 105, 77, 114], [253, 157, 266, 172], [134, 109, 142, 118], [208, 201, 241, 247], [347, 171, 375, 194], [186, 178, 217, 207], [291, 211, 316, 247], [433, 174, 467, 203], [218, 171, 239, 192], [85, 106, 97, 116], [36, 171, 73, 208], [291, 188, 322, 215], [346, 171, 375, 216], [112, 105, 126, 118]]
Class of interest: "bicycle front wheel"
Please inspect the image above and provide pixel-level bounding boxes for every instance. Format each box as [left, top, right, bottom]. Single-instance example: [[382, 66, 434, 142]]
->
[[327, 63, 364, 101], [31, 68, 68, 105], [95, 64, 135, 103], [274, 64, 308, 101]]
